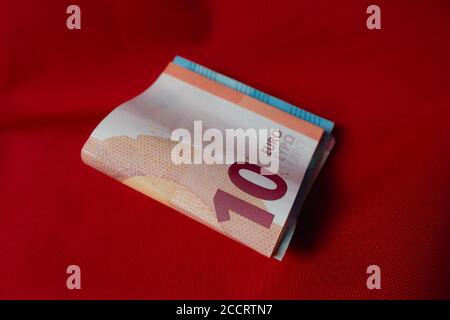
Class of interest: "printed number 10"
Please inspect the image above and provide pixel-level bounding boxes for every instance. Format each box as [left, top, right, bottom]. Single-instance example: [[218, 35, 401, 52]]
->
[[213, 163, 287, 228]]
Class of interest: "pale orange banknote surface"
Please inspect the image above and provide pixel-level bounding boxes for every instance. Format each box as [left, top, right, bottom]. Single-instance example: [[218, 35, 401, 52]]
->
[[81, 59, 334, 259]]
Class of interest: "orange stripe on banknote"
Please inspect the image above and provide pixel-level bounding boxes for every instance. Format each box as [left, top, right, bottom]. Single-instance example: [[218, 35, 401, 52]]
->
[[164, 63, 323, 141]]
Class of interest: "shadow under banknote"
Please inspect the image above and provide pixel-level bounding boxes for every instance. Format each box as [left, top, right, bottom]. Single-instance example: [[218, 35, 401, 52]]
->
[[289, 126, 343, 254]]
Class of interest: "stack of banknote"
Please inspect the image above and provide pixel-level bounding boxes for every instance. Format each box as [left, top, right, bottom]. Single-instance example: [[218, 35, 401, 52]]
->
[[81, 56, 335, 260]]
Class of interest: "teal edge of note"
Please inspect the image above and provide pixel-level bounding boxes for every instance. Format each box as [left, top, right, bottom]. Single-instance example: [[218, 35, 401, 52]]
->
[[172, 56, 334, 134]]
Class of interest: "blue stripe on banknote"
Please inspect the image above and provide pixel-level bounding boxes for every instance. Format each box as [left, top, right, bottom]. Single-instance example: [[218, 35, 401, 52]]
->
[[173, 56, 334, 134]]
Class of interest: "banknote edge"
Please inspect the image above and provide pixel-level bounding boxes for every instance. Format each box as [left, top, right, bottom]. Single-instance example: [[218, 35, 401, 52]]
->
[[273, 134, 335, 260]]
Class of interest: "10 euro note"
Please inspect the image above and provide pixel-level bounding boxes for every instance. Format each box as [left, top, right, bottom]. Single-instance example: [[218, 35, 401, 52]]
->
[[81, 57, 335, 259]]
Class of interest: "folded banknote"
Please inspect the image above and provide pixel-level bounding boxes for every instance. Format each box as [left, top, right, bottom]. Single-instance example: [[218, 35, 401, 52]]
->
[[81, 57, 334, 260]]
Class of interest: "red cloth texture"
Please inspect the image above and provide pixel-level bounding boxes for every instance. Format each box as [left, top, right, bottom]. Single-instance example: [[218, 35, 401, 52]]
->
[[0, 0, 449, 299]]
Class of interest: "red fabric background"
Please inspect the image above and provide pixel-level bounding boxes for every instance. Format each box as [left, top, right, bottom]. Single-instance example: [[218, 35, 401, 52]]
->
[[1, 0, 449, 299]]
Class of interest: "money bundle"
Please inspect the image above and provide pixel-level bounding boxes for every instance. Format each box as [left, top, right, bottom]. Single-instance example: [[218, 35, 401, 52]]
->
[[81, 56, 335, 260]]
